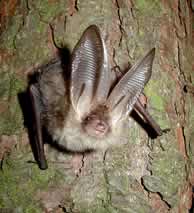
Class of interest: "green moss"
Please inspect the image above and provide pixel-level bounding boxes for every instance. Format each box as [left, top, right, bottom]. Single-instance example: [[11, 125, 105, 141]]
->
[[107, 170, 129, 194], [0, 72, 10, 99], [0, 71, 25, 98], [26, 11, 47, 35], [0, 72, 25, 135], [31, 1, 68, 23], [0, 150, 64, 212], [77, 206, 112, 213], [13, 11, 50, 65], [135, 0, 149, 10], [145, 80, 165, 111], [0, 102, 23, 135], [144, 79, 170, 128], [185, 96, 194, 166], [0, 0, 30, 50], [0, 17, 21, 50], [143, 141, 186, 206], [135, 0, 163, 14]]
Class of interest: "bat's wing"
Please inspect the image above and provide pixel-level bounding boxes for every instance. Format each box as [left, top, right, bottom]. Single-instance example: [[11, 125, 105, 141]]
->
[[29, 85, 48, 170], [71, 25, 111, 119], [134, 99, 163, 136], [107, 48, 155, 125]]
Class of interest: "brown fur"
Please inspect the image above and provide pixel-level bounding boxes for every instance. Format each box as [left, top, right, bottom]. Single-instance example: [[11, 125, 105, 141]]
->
[[35, 60, 129, 151]]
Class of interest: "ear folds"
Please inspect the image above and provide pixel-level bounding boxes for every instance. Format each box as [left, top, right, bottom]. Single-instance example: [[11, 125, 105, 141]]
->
[[71, 26, 155, 124], [107, 48, 155, 125], [71, 25, 110, 119]]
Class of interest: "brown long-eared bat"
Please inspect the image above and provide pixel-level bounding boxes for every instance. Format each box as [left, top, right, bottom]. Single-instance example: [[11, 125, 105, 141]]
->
[[29, 25, 163, 170]]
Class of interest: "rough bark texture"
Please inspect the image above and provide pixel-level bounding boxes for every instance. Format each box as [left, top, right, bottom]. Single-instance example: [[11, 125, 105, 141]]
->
[[0, 0, 194, 212]]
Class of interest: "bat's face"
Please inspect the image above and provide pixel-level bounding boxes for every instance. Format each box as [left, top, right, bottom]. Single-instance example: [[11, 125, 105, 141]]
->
[[82, 106, 110, 138]]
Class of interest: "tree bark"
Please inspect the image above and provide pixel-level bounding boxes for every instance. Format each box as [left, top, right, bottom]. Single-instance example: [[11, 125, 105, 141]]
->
[[0, 0, 193, 212]]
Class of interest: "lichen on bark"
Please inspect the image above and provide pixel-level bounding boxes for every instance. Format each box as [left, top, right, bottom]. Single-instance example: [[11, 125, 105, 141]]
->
[[0, 0, 193, 212]]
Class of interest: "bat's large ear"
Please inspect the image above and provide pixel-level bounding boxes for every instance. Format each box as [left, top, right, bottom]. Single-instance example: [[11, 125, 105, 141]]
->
[[71, 25, 110, 119], [107, 48, 155, 125]]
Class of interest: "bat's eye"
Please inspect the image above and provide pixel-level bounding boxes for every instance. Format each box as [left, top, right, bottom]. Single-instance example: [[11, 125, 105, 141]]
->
[[85, 114, 97, 121]]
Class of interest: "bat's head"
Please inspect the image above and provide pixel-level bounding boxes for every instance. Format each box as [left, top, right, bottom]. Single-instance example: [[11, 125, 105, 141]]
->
[[70, 25, 155, 135], [82, 105, 110, 138]]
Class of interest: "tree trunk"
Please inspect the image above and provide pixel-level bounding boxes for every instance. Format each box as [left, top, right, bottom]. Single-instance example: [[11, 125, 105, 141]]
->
[[0, 0, 193, 212]]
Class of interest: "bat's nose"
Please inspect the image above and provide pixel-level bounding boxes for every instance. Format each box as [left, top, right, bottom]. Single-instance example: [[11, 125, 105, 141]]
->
[[96, 121, 107, 131]]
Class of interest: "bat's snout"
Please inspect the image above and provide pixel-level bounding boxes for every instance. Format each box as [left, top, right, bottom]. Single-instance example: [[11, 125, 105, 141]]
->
[[82, 114, 110, 138]]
